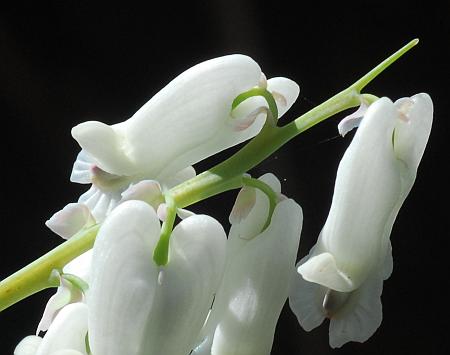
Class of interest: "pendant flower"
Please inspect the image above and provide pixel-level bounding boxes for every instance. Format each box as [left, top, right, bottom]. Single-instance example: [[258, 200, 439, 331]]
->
[[87, 200, 227, 355], [69, 55, 299, 221], [14, 302, 89, 355], [289, 93, 433, 348], [193, 174, 303, 355]]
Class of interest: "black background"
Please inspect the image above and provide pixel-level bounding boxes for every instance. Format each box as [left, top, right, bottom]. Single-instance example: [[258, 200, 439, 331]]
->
[[1, 1, 449, 354]]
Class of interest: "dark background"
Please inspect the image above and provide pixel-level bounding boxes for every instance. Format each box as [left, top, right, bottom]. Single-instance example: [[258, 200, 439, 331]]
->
[[1, 1, 448, 354]]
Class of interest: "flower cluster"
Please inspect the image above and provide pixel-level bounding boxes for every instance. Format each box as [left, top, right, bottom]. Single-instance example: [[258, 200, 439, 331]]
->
[[13, 52, 432, 355]]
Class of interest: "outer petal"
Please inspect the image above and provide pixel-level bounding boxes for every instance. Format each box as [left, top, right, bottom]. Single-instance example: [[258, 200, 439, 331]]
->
[[72, 55, 262, 177], [266, 77, 300, 118], [328, 266, 384, 348], [36, 303, 88, 355], [140, 214, 227, 355], [229, 173, 281, 241], [197, 198, 302, 355], [307, 98, 401, 289], [393, 93, 433, 179], [45, 203, 95, 240], [87, 201, 161, 355], [14, 335, 42, 355]]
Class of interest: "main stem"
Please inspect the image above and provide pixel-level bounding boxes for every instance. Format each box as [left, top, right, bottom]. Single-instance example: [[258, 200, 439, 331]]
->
[[0, 39, 418, 312], [0, 225, 99, 311]]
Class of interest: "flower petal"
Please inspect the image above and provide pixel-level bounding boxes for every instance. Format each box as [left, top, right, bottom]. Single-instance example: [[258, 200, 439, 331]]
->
[[78, 184, 123, 222], [70, 150, 96, 184], [36, 303, 88, 355], [328, 268, 383, 348], [36, 277, 73, 334], [205, 199, 302, 355], [393, 93, 433, 175], [72, 55, 262, 179], [266, 77, 300, 118], [229, 173, 281, 241], [140, 214, 227, 355], [87, 201, 161, 355], [45, 203, 95, 240], [14, 335, 42, 355], [319, 98, 401, 287]]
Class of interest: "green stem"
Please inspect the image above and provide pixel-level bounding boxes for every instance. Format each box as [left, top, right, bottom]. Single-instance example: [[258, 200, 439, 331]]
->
[[0, 39, 418, 312], [153, 194, 177, 266], [0, 225, 99, 312], [242, 176, 278, 231]]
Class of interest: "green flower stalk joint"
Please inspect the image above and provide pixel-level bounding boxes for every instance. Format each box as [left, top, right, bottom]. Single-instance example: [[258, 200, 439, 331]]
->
[[2, 39, 433, 355]]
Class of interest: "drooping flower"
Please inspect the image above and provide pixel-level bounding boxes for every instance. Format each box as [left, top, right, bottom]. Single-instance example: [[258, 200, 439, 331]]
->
[[289, 93, 433, 348], [15, 302, 89, 355], [37, 204, 95, 334], [70, 55, 299, 221], [87, 200, 227, 355], [193, 173, 303, 355]]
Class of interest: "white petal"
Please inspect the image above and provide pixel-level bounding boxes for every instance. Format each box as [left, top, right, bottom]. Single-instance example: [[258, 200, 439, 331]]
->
[[298, 252, 354, 292], [161, 165, 197, 189], [87, 200, 161, 355], [228, 185, 256, 225], [36, 277, 73, 334], [329, 268, 384, 348], [141, 214, 227, 355], [70, 150, 96, 184], [266, 77, 300, 118], [50, 351, 85, 355], [14, 335, 42, 355], [120, 180, 163, 209], [207, 199, 302, 355], [289, 261, 327, 331], [176, 208, 195, 220], [393, 93, 433, 176], [337, 101, 368, 137], [45, 203, 95, 240], [229, 173, 282, 241], [319, 98, 402, 287], [63, 250, 93, 284], [71, 121, 134, 175], [78, 185, 123, 222], [36, 303, 88, 355]]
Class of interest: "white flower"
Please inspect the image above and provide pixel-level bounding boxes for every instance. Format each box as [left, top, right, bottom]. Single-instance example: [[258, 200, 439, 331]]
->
[[70, 55, 299, 221], [289, 93, 433, 348], [87, 200, 227, 355], [36, 251, 92, 335], [15, 303, 88, 355], [193, 174, 303, 355]]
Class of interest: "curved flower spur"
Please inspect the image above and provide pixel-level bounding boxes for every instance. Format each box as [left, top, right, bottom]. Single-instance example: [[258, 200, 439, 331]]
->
[[69, 55, 299, 222]]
